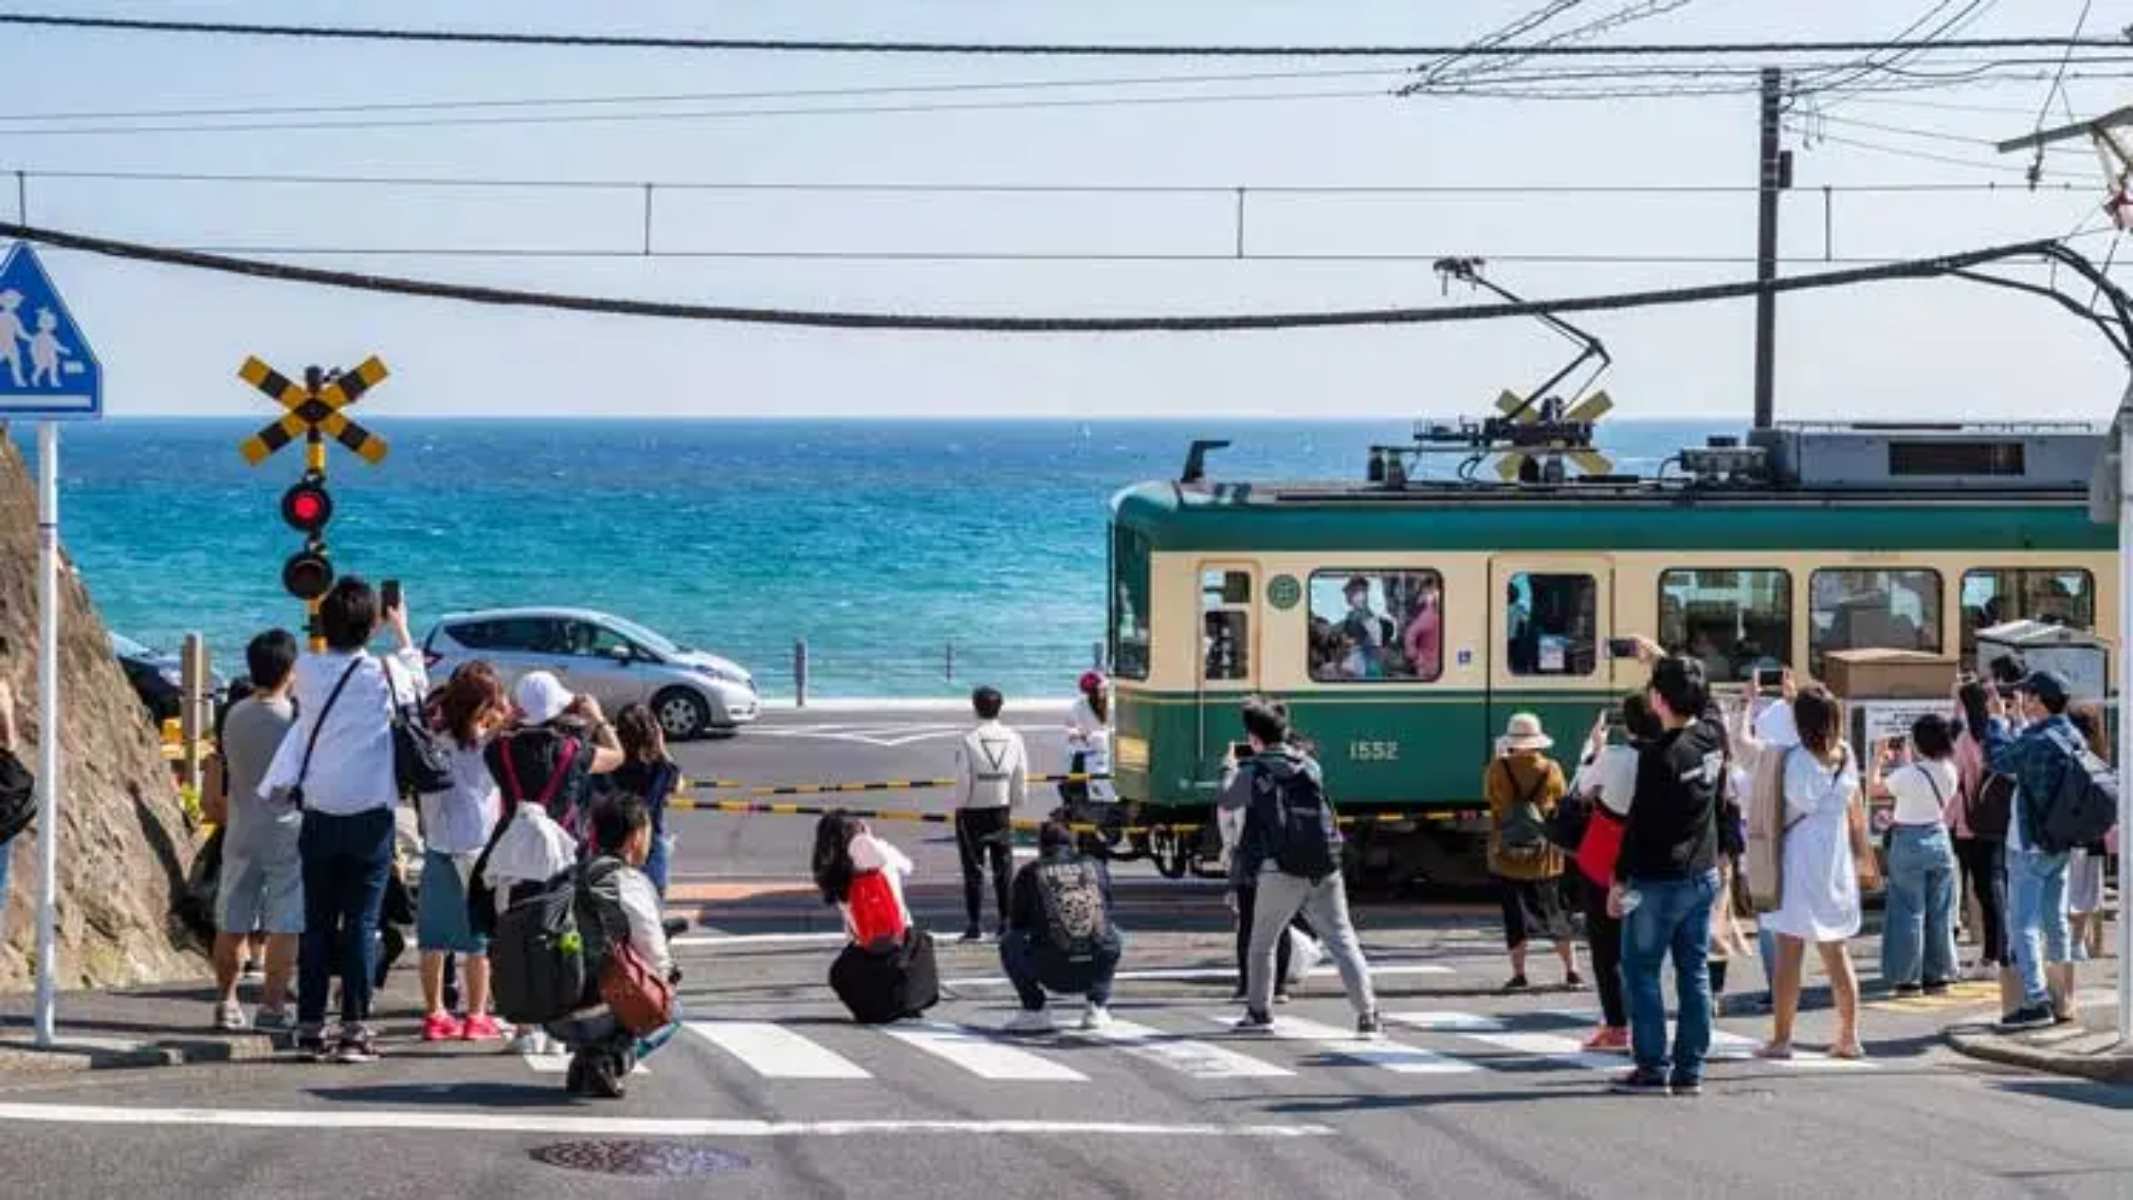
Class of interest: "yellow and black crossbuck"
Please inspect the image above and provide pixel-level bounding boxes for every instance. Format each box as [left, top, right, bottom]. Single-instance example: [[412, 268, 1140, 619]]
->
[[236, 355, 390, 466]]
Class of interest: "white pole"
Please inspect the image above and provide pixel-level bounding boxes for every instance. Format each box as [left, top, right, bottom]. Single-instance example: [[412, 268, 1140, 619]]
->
[[2119, 400, 2133, 1042], [32, 420, 58, 1047]]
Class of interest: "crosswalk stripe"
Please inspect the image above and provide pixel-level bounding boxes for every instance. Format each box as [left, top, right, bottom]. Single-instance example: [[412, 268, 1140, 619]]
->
[[1382, 1011, 1508, 1033], [1534, 1010, 1875, 1071], [1071, 1018, 1293, 1080], [885, 1022, 1088, 1081], [522, 1053, 647, 1076], [687, 1021, 873, 1080], [1203, 1014, 1477, 1075], [1455, 1031, 1622, 1071], [944, 963, 1452, 988]]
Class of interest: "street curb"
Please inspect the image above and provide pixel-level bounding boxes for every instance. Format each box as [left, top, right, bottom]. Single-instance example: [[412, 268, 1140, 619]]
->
[[1943, 1022, 2133, 1083], [0, 1032, 281, 1075]]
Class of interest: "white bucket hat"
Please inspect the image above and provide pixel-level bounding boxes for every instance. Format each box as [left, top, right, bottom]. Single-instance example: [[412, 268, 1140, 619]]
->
[[514, 670, 574, 726], [1501, 712, 1554, 752]]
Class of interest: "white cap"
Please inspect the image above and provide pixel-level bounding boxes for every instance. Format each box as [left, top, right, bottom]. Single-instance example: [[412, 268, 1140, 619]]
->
[[514, 671, 573, 726]]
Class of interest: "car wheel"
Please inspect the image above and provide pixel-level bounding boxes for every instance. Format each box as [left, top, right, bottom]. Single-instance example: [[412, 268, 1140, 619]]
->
[[653, 687, 710, 741]]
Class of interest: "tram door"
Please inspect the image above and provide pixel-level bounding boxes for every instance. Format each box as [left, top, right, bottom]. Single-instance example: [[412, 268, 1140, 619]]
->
[[1487, 556, 1619, 759], [1196, 563, 1260, 765]]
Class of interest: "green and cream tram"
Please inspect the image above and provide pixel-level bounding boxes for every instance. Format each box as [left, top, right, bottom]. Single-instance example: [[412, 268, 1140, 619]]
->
[[1105, 421, 2115, 885]]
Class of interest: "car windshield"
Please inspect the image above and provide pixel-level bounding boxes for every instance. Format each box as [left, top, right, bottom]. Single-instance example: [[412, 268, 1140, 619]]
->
[[109, 633, 156, 658], [599, 614, 681, 658]]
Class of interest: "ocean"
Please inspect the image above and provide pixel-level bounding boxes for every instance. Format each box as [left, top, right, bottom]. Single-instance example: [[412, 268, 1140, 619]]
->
[[9, 418, 1729, 698]]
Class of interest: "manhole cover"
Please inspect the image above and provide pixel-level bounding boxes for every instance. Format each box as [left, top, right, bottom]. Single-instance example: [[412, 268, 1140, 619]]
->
[[529, 1140, 752, 1177]]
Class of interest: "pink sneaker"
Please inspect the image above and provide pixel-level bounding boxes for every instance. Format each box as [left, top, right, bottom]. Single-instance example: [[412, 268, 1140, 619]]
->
[[460, 1013, 506, 1042], [421, 1012, 465, 1042], [1582, 1026, 1631, 1052]]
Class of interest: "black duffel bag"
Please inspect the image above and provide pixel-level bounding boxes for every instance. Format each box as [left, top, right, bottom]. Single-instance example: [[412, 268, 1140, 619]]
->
[[829, 928, 940, 1025]]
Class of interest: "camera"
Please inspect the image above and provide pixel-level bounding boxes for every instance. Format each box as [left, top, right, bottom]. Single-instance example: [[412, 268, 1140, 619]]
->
[[1606, 637, 1640, 659]]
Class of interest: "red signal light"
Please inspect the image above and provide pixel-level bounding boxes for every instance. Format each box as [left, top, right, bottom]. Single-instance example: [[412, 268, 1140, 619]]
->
[[280, 480, 333, 535]]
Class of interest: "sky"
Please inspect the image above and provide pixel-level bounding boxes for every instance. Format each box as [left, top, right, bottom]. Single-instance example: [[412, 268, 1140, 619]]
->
[[0, 0, 2127, 423]]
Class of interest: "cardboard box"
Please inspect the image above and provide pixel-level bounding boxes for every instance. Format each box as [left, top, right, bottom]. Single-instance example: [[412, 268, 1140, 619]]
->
[[1822, 648, 1959, 701]]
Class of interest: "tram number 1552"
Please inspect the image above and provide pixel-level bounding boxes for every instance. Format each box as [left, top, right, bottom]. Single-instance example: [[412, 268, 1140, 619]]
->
[[1347, 739, 1401, 763]]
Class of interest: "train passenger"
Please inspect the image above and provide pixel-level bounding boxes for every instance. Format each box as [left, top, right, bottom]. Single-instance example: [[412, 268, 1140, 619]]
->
[[952, 685, 1027, 942], [1568, 696, 1658, 1052], [1608, 646, 1728, 1097], [1219, 697, 1382, 1038], [1401, 578, 1442, 680], [1484, 713, 1582, 993], [1338, 576, 1391, 679], [1748, 683, 1870, 1062], [1000, 820, 1123, 1034], [1867, 714, 1962, 997]]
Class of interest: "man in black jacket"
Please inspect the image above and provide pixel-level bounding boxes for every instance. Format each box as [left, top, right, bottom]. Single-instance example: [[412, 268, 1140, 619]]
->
[[999, 820, 1123, 1035], [1608, 648, 1727, 1098]]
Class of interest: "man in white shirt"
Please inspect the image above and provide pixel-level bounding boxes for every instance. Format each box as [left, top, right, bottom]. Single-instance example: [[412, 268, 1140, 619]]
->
[[258, 576, 428, 1064], [952, 685, 1026, 942]]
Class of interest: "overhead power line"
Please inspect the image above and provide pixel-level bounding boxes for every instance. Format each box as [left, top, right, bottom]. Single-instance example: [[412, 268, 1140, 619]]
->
[[0, 12, 2123, 57], [0, 219, 2098, 338]]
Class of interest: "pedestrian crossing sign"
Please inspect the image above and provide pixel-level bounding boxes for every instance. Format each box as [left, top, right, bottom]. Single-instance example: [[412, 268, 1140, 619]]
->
[[0, 241, 101, 419]]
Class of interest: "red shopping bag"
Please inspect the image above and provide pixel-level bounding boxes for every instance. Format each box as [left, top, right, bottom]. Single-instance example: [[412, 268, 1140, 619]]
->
[[1574, 805, 1626, 888]]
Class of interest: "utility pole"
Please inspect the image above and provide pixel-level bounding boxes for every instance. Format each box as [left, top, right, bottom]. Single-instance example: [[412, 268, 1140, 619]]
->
[[1753, 67, 1789, 430]]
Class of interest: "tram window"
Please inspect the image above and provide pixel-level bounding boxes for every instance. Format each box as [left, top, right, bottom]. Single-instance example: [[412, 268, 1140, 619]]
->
[[1658, 568, 1792, 685], [1808, 568, 1943, 674], [1110, 526, 1151, 680], [1505, 573, 1597, 677], [1202, 570, 1252, 682], [1961, 569, 2095, 655], [1307, 569, 1443, 682]]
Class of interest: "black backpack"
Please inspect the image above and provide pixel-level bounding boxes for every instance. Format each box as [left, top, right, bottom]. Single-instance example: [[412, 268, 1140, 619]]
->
[[1967, 772, 2016, 842], [1252, 755, 1341, 883], [1494, 760, 1551, 866], [1034, 857, 1110, 959], [2037, 726, 2119, 854], [488, 874, 589, 1025]]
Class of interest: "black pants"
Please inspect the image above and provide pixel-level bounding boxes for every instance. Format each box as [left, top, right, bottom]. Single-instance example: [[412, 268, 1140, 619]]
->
[[955, 808, 1013, 931], [1234, 881, 1310, 996], [1582, 876, 1627, 1028], [1953, 836, 2009, 966]]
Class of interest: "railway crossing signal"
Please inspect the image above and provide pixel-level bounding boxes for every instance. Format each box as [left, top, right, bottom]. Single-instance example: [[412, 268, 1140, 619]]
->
[[235, 355, 391, 645]]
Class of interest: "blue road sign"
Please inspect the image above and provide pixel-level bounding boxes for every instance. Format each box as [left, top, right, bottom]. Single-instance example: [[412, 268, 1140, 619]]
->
[[0, 241, 101, 420]]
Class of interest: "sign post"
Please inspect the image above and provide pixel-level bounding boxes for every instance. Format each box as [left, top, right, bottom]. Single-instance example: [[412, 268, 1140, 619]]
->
[[0, 240, 103, 1048]]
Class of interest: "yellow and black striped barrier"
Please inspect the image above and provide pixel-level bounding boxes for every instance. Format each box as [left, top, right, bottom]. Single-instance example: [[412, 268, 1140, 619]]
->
[[674, 771, 1110, 797]]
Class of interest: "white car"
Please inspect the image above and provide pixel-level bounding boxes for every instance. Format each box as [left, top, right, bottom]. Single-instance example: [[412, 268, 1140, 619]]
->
[[423, 607, 759, 740]]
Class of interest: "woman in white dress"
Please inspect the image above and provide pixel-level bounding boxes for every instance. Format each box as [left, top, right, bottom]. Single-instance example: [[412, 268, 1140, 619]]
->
[[1750, 684, 1867, 1060]]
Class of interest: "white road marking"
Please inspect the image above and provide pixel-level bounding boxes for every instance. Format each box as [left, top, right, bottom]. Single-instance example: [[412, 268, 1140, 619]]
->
[[1070, 1018, 1294, 1080], [1203, 1014, 1476, 1075], [522, 1053, 646, 1076], [0, 1102, 1329, 1139], [1382, 1011, 1509, 1033], [1538, 1010, 1874, 1071], [944, 963, 1453, 988], [672, 932, 855, 948], [884, 1021, 1088, 1082], [687, 1021, 872, 1080]]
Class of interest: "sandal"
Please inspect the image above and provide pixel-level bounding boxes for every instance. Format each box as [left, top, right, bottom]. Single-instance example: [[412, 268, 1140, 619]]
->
[[1831, 1041, 1866, 1060], [1752, 1041, 1794, 1060]]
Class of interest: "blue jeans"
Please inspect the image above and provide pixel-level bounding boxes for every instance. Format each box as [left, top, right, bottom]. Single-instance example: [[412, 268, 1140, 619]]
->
[[1881, 826, 1959, 988], [297, 806, 396, 1030], [1621, 870, 1719, 1083], [1000, 929, 1122, 1010], [2006, 846, 2072, 1009], [645, 832, 672, 899]]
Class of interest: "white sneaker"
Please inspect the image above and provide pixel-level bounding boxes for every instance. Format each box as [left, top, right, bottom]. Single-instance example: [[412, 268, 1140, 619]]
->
[[212, 1001, 249, 1032], [1003, 1009, 1056, 1036], [1080, 1003, 1113, 1032], [510, 1029, 550, 1056]]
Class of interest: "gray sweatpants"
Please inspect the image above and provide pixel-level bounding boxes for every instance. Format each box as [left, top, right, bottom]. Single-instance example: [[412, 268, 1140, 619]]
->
[[1245, 863, 1376, 1018]]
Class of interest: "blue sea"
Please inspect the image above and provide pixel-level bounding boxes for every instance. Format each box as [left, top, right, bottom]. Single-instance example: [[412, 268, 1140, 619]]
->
[[10, 418, 1728, 698]]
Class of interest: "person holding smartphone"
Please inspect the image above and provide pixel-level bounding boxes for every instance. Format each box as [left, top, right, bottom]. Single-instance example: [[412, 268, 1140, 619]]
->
[[257, 576, 429, 1064]]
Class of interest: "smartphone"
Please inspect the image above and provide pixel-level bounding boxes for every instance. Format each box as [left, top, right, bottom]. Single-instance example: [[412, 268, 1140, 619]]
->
[[1606, 637, 1639, 659], [1229, 740, 1255, 762], [381, 579, 402, 613], [1755, 666, 1785, 689]]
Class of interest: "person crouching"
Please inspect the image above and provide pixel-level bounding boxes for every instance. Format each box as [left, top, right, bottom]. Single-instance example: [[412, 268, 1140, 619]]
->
[[1000, 820, 1124, 1034], [549, 796, 681, 1099]]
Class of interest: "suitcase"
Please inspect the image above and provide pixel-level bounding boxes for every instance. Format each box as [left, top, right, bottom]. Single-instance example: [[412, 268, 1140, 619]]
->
[[829, 928, 940, 1024]]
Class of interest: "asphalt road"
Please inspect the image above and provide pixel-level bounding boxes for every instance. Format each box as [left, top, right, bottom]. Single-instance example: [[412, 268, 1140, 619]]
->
[[5, 709, 2130, 1197]]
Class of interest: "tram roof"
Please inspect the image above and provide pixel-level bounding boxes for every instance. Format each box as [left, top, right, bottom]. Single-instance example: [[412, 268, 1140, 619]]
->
[[1109, 479, 2115, 554]]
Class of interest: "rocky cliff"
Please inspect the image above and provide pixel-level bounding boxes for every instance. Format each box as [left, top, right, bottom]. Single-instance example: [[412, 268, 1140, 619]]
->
[[0, 426, 201, 991]]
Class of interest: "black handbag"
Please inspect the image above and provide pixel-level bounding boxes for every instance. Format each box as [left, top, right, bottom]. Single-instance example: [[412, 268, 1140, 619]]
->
[[383, 657, 453, 797]]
